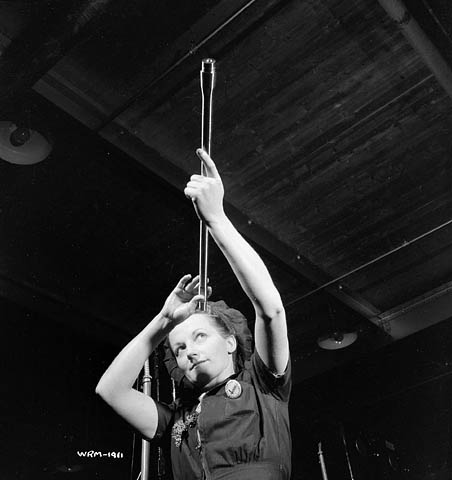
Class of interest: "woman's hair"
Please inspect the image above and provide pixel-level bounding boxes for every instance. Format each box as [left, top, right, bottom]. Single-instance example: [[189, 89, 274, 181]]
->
[[163, 300, 253, 383]]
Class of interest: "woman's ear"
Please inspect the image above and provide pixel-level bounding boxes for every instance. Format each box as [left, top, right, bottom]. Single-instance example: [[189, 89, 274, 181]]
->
[[226, 335, 237, 354]]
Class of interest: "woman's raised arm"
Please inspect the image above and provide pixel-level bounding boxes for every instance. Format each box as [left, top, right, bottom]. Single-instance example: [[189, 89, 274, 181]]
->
[[95, 275, 204, 438], [184, 149, 289, 375]]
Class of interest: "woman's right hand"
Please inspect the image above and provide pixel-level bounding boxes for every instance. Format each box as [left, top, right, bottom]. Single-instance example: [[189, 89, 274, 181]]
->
[[160, 274, 208, 326]]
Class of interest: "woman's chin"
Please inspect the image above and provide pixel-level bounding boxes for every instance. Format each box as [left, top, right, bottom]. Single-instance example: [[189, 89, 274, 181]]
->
[[187, 371, 211, 388]]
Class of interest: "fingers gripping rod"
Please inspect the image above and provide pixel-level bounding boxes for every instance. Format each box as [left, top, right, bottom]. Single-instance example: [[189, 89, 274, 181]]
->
[[199, 58, 216, 311]]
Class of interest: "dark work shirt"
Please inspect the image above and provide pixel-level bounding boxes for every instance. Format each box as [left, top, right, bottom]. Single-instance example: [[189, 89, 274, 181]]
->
[[155, 351, 291, 479]]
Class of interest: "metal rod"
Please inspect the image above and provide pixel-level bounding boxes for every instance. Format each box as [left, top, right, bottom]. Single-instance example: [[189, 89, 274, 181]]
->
[[140, 359, 152, 480], [340, 424, 355, 480], [317, 442, 329, 480], [198, 58, 216, 311]]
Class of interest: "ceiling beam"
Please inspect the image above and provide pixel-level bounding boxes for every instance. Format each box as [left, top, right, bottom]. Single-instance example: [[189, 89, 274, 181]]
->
[[370, 280, 452, 339], [377, 0, 452, 101], [0, 0, 117, 108]]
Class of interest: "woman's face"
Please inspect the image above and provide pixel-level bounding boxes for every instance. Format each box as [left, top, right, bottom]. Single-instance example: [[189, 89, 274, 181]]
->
[[168, 313, 236, 390]]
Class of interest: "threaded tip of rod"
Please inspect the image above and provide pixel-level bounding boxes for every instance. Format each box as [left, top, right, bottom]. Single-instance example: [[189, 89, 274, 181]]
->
[[201, 58, 216, 73]]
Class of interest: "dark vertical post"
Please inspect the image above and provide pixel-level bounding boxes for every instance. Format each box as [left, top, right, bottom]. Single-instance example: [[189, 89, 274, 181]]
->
[[140, 359, 152, 480]]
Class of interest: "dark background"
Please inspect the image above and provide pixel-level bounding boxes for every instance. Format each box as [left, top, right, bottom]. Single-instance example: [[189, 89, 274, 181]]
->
[[1, 1, 452, 479]]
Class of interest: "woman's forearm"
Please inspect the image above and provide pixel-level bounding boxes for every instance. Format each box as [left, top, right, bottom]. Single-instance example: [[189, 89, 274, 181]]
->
[[95, 312, 171, 400]]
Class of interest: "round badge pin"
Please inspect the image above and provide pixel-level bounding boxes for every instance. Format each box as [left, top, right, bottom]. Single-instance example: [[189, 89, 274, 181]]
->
[[225, 379, 242, 399]]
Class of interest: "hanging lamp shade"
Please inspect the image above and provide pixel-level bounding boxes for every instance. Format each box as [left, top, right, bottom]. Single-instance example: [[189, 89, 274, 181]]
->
[[317, 331, 358, 350], [0, 121, 52, 165]]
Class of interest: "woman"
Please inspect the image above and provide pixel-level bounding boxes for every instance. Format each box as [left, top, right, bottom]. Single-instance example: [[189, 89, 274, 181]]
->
[[96, 149, 291, 479]]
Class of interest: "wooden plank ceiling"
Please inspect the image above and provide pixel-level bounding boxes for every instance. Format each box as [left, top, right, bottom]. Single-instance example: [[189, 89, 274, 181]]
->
[[0, 0, 451, 381]]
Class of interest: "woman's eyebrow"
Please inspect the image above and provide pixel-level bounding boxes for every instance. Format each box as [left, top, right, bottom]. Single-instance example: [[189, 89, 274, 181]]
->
[[192, 328, 207, 336]]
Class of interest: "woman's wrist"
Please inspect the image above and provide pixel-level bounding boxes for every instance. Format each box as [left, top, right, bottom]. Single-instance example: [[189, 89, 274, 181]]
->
[[206, 211, 229, 230], [141, 312, 173, 345], [153, 311, 173, 333]]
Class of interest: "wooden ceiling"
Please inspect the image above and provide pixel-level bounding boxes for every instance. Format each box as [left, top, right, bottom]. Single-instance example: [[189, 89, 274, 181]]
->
[[0, 0, 452, 382]]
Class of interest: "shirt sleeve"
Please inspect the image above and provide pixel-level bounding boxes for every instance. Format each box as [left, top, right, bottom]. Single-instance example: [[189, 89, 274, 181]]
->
[[153, 401, 175, 440], [251, 350, 292, 402]]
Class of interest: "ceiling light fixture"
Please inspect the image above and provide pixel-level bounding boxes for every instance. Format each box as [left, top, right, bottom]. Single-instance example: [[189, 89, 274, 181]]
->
[[0, 121, 52, 165], [317, 331, 358, 350]]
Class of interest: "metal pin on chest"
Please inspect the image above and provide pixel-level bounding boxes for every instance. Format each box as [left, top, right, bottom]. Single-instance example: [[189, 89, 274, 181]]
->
[[225, 379, 242, 399]]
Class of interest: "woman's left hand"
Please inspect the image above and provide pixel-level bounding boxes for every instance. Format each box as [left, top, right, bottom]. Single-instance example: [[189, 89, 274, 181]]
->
[[184, 149, 226, 225], [160, 274, 211, 326]]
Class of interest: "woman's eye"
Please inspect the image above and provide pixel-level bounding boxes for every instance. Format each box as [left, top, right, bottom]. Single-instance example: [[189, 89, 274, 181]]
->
[[175, 346, 185, 356], [196, 333, 206, 341]]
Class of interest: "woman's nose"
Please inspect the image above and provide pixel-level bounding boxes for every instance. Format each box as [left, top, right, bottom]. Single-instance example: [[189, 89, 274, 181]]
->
[[186, 344, 199, 361]]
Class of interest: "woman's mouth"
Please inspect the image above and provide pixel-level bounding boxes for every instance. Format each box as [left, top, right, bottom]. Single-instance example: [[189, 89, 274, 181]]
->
[[191, 360, 206, 370]]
